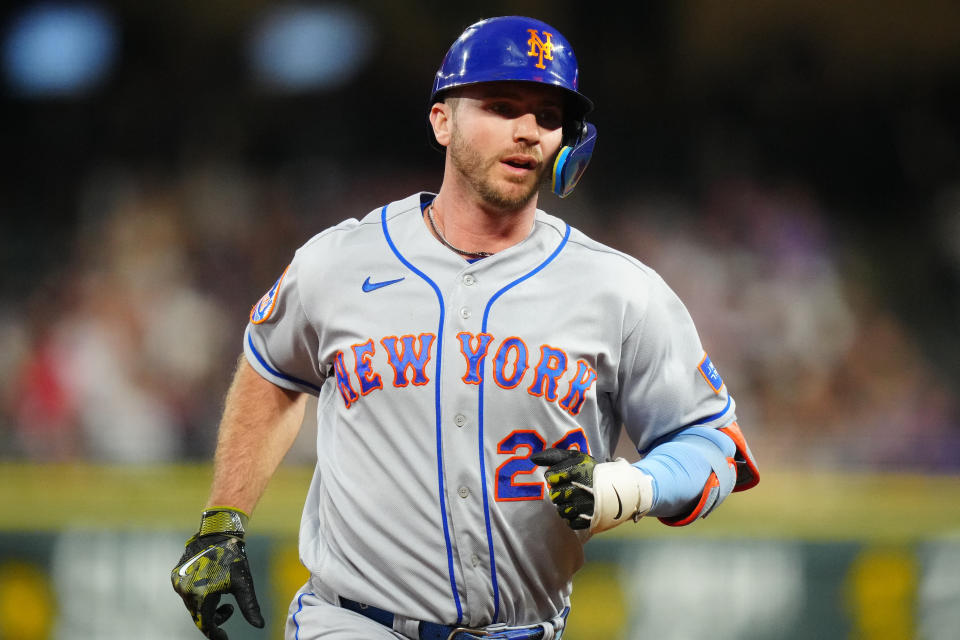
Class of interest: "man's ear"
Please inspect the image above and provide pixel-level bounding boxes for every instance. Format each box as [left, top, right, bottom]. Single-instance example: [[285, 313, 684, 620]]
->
[[429, 102, 452, 147]]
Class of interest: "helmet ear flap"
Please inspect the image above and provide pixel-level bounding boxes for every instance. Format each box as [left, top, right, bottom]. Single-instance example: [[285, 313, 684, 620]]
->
[[552, 122, 597, 198], [563, 118, 587, 148]]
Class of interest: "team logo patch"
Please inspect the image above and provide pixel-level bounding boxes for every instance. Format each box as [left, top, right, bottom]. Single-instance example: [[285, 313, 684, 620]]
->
[[250, 266, 289, 324], [526, 29, 553, 69], [698, 353, 724, 394]]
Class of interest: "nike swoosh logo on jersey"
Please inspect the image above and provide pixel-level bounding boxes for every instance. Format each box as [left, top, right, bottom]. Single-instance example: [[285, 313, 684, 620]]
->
[[362, 276, 405, 292], [613, 486, 623, 519]]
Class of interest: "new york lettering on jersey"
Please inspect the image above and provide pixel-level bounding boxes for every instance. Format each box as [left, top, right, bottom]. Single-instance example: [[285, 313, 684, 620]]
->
[[332, 331, 598, 416]]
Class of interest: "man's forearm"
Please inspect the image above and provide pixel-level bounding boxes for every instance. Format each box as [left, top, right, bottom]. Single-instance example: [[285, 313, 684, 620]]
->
[[206, 357, 308, 514]]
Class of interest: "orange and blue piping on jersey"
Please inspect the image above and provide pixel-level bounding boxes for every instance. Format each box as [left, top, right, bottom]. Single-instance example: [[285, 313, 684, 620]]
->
[[379, 204, 462, 622]]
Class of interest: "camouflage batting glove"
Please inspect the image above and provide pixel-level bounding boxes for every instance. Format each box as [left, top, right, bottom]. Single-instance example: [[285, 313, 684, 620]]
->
[[531, 448, 653, 533], [531, 448, 597, 530], [171, 507, 265, 639]]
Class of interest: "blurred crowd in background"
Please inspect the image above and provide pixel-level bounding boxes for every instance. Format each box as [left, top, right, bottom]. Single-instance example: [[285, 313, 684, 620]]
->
[[1, 1, 959, 471], [2, 161, 958, 471]]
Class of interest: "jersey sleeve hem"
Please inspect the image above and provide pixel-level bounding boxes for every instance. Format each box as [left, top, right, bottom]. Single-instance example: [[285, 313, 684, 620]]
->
[[244, 327, 324, 395]]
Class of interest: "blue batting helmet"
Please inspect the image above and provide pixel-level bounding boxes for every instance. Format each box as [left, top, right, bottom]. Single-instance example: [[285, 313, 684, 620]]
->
[[431, 16, 593, 121], [430, 16, 597, 198]]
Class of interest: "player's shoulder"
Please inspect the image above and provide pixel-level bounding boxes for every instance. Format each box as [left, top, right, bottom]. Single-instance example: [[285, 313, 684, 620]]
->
[[535, 210, 663, 286], [298, 217, 363, 251], [536, 210, 688, 329], [293, 192, 425, 263]]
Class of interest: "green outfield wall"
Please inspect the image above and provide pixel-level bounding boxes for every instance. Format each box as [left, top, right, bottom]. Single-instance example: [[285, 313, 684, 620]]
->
[[1, 464, 958, 639]]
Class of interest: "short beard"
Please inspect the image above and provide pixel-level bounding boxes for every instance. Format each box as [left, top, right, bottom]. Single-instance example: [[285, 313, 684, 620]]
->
[[448, 127, 543, 211]]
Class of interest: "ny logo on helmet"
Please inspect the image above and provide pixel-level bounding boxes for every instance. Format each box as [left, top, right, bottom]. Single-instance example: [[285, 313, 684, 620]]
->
[[526, 29, 553, 69]]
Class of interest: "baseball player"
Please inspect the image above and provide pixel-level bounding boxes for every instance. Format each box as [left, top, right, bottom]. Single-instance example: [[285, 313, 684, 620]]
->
[[172, 15, 759, 640]]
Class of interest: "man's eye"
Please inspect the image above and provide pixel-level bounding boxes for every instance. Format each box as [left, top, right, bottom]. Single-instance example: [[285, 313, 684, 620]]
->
[[538, 111, 563, 129]]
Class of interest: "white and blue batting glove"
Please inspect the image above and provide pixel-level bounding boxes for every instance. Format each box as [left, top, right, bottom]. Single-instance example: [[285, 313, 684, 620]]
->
[[531, 448, 653, 533]]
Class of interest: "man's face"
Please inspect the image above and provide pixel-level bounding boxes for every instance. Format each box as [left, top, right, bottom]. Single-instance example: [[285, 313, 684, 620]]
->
[[443, 82, 566, 211]]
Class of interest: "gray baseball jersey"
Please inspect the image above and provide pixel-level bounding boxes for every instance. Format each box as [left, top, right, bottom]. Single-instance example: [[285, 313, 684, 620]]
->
[[244, 192, 736, 627]]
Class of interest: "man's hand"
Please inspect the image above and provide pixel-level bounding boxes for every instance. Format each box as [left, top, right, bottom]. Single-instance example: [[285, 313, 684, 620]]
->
[[171, 508, 265, 639], [530, 448, 597, 530], [531, 448, 654, 533]]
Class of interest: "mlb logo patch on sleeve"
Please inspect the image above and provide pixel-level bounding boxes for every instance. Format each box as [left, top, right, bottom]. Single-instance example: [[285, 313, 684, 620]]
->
[[250, 266, 289, 324], [698, 353, 724, 394]]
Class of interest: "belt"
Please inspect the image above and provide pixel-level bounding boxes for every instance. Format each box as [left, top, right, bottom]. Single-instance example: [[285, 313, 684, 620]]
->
[[339, 597, 566, 640]]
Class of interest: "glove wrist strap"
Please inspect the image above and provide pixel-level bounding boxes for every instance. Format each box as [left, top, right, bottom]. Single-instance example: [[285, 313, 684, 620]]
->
[[199, 507, 249, 536], [590, 459, 654, 533]]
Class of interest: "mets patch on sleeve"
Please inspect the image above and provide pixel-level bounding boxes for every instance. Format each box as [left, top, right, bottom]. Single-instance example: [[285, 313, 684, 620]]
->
[[250, 266, 289, 324], [698, 353, 724, 394]]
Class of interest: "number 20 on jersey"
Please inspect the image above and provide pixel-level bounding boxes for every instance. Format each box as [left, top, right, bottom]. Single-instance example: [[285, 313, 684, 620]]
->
[[496, 427, 588, 501]]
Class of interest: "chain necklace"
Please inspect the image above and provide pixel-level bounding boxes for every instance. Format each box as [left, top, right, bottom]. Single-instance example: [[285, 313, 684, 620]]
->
[[426, 204, 493, 258]]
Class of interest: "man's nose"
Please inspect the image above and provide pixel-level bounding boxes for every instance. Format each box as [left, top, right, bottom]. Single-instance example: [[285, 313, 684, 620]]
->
[[513, 112, 541, 144]]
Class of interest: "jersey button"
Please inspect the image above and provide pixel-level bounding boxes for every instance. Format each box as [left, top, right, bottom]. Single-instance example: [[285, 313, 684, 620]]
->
[[459, 307, 471, 319], [463, 274, 476, 286], [471, 554, 481, 567], [454, 414, 467, 427], [458, 486, 470, 499]]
